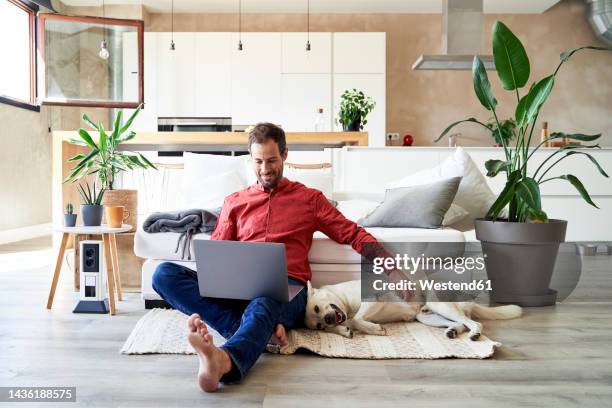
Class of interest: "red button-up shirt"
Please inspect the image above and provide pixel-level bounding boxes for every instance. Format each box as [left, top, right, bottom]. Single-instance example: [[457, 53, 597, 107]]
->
[[210, 177, 381, 284]]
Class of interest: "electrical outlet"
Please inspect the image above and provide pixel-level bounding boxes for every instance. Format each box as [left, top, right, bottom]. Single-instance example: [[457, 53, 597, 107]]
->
[[386, 132, 400, 141]]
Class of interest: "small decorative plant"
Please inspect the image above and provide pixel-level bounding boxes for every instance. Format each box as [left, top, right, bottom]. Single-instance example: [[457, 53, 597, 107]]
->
[[337, 89, 376, 131], [64, 202, 77, 227], [486, 118, 517, 146], [64, 105, 157, 190], [77, 181, 105, 206], [436, 21, 609, 223]]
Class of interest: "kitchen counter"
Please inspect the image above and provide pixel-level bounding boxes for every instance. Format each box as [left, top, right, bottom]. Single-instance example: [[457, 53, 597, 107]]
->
[[54, 131, 369, 149]]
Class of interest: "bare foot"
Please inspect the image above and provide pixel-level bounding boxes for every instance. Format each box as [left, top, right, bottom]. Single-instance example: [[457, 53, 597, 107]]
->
[[186, 313, 233, 392], [268, 324, 288, 347]]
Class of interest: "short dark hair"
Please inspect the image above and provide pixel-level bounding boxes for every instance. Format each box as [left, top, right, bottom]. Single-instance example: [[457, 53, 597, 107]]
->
[[247, 122, 286, 155]]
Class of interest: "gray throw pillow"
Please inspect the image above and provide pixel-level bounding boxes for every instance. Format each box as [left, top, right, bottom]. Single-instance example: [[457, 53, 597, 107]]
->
[[358, 177, 462, 229]]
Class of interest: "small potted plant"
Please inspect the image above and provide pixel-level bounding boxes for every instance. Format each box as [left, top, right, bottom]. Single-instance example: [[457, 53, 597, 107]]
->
[[64, 203, 77, 227], [486, 118, 517, 147], [64, 105, 157, 231], [337, 89, 376, 131], [78, 181, 105, 227]]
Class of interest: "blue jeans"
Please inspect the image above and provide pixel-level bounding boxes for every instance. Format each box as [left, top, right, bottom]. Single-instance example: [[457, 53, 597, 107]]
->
[[151, 261, 307, 383]]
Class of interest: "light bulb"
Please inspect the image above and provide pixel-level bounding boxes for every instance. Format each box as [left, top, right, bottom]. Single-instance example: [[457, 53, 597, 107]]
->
[[170, 40, 175, 50], [99, 40, 110, 60], [238, 40, 243, 51], [306, 40, 311, 51]]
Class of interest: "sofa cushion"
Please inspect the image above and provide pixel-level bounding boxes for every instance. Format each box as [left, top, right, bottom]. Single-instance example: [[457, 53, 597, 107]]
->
[[386, 147, 496, 223], [359, 177, 461, 229]]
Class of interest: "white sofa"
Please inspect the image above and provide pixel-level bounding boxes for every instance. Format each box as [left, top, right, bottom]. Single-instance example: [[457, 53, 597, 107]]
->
[[133, 149, 491, 308]]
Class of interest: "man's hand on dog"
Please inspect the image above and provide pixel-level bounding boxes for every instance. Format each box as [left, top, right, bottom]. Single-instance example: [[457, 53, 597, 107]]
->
[[387, 268, 417, 302]]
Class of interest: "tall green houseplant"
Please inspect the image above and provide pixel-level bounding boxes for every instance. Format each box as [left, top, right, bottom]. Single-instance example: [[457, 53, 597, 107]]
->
[[64, 105, 157, 189], [436, 21, 609, 223]]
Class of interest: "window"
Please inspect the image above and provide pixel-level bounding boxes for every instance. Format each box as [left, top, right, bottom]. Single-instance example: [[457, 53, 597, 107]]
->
[[0, 0, 38, 111], [39, 14, 144, 108]]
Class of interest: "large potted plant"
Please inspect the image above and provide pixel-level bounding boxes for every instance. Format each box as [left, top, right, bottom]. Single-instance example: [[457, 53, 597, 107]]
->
[[337, 89, 376, 131], [64, 106, 157, 231], [436, 21, 609, 306]]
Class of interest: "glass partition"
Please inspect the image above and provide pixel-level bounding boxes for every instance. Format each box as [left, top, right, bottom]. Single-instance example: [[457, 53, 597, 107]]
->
[[39, 14, 143, 108]]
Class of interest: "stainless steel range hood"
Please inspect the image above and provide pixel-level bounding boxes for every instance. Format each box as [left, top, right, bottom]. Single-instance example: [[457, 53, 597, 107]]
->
[[412, 0, 495, 70]]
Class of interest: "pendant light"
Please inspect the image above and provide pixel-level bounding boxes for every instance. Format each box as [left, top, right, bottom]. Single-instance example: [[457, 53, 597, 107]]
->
[[170, 0, 175, 50], [98, 0, 110, 60], [306, 0, 311, 51], [237, 0, 243, 50]]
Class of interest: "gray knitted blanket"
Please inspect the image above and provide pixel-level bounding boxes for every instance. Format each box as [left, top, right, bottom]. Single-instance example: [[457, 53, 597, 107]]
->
[[142, 208, 220, 260]]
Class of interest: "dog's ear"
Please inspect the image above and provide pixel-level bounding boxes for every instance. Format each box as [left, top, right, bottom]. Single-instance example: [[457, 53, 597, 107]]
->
[[307, 281, 314, 298]]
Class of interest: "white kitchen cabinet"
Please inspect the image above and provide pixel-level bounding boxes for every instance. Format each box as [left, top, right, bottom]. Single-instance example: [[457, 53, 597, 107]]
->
[[157, 32, 196, 117], [123, 32, 157, 132], [333, 32, 386, 74], [230, 32, 282, 126], [281, 32, 331, 74], [280, 74, 331, 131], [333, 74, 386, 146], [195, 33, 232, 117]]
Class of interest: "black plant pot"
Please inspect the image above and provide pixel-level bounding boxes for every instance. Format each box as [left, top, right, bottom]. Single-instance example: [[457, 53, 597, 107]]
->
[[81, 204, 103, 226], [342, 118, 361, 131], [475, 218, 567, 307], [64, 213, 77, 227]]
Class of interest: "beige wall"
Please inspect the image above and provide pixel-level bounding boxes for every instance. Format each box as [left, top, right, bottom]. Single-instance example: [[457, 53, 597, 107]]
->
[[146, 0, 611, 147]]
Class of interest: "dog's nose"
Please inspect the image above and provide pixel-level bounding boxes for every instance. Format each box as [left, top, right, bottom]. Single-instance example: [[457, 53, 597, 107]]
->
[[324, 313, 335, 325]]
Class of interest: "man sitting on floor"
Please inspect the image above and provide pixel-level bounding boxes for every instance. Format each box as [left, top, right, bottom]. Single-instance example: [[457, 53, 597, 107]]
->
[[152, 122, 405, 392]]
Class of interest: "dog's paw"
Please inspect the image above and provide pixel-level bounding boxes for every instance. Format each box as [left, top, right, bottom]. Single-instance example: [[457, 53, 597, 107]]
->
[[445, 327, 458, 339], [469, 331, 481, 341], [342, 326, 354, 338], [372, 325, 387, 336]]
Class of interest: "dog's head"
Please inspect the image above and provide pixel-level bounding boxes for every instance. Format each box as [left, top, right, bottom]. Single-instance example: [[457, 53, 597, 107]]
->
[[304, 281, 348, 330]]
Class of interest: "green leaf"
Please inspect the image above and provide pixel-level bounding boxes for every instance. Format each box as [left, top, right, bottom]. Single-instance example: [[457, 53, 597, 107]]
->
[[120, 105, 142, 135], [472, 56, 498, 111], [492, 21, 530, 91], [434, 117, 489, 143], [485, 159, 512, 177], [77, 128, 98, 150], [68, 154, 86, 162], [565, 151, 609, 178], [560, 174, 599, 208], [98, 122, 108, 153], [68, 138, 88, 147], [82, 113, 98, 130], [556, 46, 610, 75], [526, 207, 549, 223], [137, 153, 157, 169], [111, 110, 122, 147], [515, 177, 541, 211], [515, 75, 554, 127], [486, 170, 521, 220], [548, 132, 601, 142], [117, 131, 137, 143]]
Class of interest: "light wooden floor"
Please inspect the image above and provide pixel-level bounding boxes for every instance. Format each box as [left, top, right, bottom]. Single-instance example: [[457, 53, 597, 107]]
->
[[1, 236, 611, 407]]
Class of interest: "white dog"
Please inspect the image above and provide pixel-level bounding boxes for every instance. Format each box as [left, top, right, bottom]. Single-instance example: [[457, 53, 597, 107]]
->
[[304, 280, 522, 340]]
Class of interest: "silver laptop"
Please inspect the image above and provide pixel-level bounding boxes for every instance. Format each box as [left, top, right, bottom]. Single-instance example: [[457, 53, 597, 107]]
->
[[193, 240, 303, 303]]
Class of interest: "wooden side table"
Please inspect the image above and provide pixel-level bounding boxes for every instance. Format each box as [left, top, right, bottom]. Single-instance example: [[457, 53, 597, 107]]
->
[[47, 224, 131, 315]]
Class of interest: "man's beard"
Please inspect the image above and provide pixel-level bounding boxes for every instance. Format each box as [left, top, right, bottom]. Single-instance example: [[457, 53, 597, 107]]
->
[[257, 170, 283, 189]]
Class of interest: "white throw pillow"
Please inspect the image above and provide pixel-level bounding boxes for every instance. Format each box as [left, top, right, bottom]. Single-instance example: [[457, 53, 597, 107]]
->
[[442, 204, 469, 226], [182, 153, 252, 190], [284, 166, 333, 198], [386, 147, 496, 221], [336, 199, 380, 222], [181, 169, 245, 209]]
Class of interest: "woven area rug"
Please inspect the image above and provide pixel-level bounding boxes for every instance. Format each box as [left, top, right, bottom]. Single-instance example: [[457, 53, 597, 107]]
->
[[120, 308, 501, 359]]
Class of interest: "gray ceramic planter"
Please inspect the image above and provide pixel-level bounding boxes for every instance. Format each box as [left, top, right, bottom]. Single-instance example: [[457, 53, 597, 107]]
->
[[80, 204, 103, 226], [474, 218, 567, 307], [64, 213, 77, 227]]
